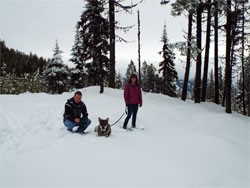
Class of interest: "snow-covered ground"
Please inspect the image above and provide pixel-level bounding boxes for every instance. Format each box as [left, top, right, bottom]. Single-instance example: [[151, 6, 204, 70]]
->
[[0, 86, 249, 188]]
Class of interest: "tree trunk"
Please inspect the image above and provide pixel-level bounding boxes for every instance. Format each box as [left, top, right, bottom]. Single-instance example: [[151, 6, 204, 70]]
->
[[181, 13, 193, 101], [201, 0, 212, 102], [108, 0, 116, 88], [100, 84, 104, 93], [225, 0, 232, 113], [214, 0, 219, 104], [241, 0, 246, 115], [194, 4, 202, 103], [137, 10, 141, 84]]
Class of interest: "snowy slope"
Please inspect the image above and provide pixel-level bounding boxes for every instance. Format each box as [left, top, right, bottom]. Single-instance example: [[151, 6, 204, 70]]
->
[[0, 86, 249, 187]]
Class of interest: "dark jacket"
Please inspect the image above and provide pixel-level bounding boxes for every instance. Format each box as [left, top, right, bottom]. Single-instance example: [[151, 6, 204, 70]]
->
[[63, 97, 87, 122], [124, 83, 142, 105]]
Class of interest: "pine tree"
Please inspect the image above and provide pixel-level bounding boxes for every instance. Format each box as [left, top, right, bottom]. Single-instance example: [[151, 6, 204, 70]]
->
[[234, 73, 245, 114], [115, 72, 123, 89], [126, 60, 137, 80], [147, 64, 157, 92], [218, 66, 224, 103], [141, 61, 149, 92], [141, 62, 157, 92], [194, 2, 203, 103], [225, 0, 232, 113], [246, 54, 250, 116], [72, 0, 109, 93], [231, 0, 249, 115], [206, 69, 215, 101], [154, 73, 162, 93], [159, 24, 178, 97], [70, 28, 86, 89], [213, 0, 225, 105], [70, 67, 85, 89], [201, 0, 212, 102], [44, 41, 68, 94], [109, 0, 116, 88], [28, 69, 47, 93], [170, 0, 197, 101]]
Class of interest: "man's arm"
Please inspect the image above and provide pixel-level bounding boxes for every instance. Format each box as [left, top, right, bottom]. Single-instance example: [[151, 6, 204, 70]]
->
[[81, 102, 88, 118], [64, 103, 74, 122]]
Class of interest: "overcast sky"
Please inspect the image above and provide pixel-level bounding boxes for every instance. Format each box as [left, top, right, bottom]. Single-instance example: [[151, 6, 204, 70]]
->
[[1, 0, 189, 76]]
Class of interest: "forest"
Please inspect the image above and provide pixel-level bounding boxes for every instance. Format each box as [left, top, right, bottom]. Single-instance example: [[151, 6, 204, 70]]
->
[[0, 0, 249, 116]]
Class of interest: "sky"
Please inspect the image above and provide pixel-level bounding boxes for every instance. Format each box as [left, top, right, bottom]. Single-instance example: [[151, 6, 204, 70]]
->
[[1, 0, 189, 77]]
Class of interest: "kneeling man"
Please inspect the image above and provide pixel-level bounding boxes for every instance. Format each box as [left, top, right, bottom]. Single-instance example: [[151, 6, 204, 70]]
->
[[63, 91, 91, 133]]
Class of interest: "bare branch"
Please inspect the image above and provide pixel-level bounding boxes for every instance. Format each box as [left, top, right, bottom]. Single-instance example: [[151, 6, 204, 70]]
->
[[114, 0, 144, 13], [115, 34, 135, 43], [160, 0, 170, 5]]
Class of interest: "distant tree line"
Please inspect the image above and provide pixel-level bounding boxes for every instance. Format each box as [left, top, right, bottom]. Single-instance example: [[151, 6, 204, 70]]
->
[[0, 40, 48, 77], [0, 40, 49, 94], [1, 0, 249, 116]]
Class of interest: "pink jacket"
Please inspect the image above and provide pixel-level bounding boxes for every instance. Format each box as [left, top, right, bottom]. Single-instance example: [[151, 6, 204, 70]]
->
[[124, 83, 142, 105]]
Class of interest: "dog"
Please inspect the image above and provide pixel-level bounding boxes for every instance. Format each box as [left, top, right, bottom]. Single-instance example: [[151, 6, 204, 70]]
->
[[94, 117, 111, 137]]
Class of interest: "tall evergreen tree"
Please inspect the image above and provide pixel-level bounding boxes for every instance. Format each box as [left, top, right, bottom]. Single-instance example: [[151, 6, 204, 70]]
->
[[109, 0, 116, 88], [141, 61, 157, 92], [213, 0, 225, 105], [201, 0, 212, 102], [115, 72, 123, 89], [194, 2, 203, 103], [234, 72, 245, 114], [170, 0, 197, 101], [218, 66, 224, 103], [246, 54, 250, 116], [44, 41, 68, 94], [141, 61, 149, 91], [159, 24, 178, 97], [231, 0, 249, 115], [147, 64, 157, 92], [72, 0, 109, 93], [126, 60, 137, 80], [70, 29, 86, 89], [206, 69, 215, 101], [225, 0, 232, 113]]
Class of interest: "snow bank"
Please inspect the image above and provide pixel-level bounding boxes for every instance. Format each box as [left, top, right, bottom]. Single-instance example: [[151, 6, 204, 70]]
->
[[0, 86, 249, 187]]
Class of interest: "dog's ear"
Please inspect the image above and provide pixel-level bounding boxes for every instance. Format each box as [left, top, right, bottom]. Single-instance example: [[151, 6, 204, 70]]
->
[[98, 117, 101, 122], [106, 117, 109, 122]]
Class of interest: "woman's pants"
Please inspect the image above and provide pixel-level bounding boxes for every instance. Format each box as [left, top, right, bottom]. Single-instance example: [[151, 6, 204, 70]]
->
[[123, 104, 139, 129]]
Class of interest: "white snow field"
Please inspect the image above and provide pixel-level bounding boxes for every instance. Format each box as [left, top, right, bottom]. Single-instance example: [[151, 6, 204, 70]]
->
[[0, 86, 249, 188]]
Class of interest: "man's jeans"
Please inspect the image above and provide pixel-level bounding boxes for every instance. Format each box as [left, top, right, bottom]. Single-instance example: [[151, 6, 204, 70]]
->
[[64, 117, 91, 132]]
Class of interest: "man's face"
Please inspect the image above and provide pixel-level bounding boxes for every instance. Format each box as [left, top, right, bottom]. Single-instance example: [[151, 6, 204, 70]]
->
[[73, 94, 82, 104]]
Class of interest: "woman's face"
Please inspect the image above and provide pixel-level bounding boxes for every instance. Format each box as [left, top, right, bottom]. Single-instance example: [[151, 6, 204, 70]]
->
[[131, 77, 136, 84]]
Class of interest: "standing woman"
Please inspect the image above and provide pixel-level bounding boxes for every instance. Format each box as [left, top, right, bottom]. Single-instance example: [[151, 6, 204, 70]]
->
[[123, 74, 143, 129]]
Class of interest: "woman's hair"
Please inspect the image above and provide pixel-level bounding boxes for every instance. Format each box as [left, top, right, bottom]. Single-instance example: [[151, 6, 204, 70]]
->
[[128, 73, 139, 85]]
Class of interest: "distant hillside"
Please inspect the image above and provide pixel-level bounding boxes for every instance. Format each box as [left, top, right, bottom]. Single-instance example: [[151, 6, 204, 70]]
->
[[0, 40, 49, 77], [177, 79, 194, 93]]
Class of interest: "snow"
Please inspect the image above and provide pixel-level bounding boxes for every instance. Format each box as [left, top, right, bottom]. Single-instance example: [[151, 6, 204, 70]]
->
[[0, 86, 249, 187]]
